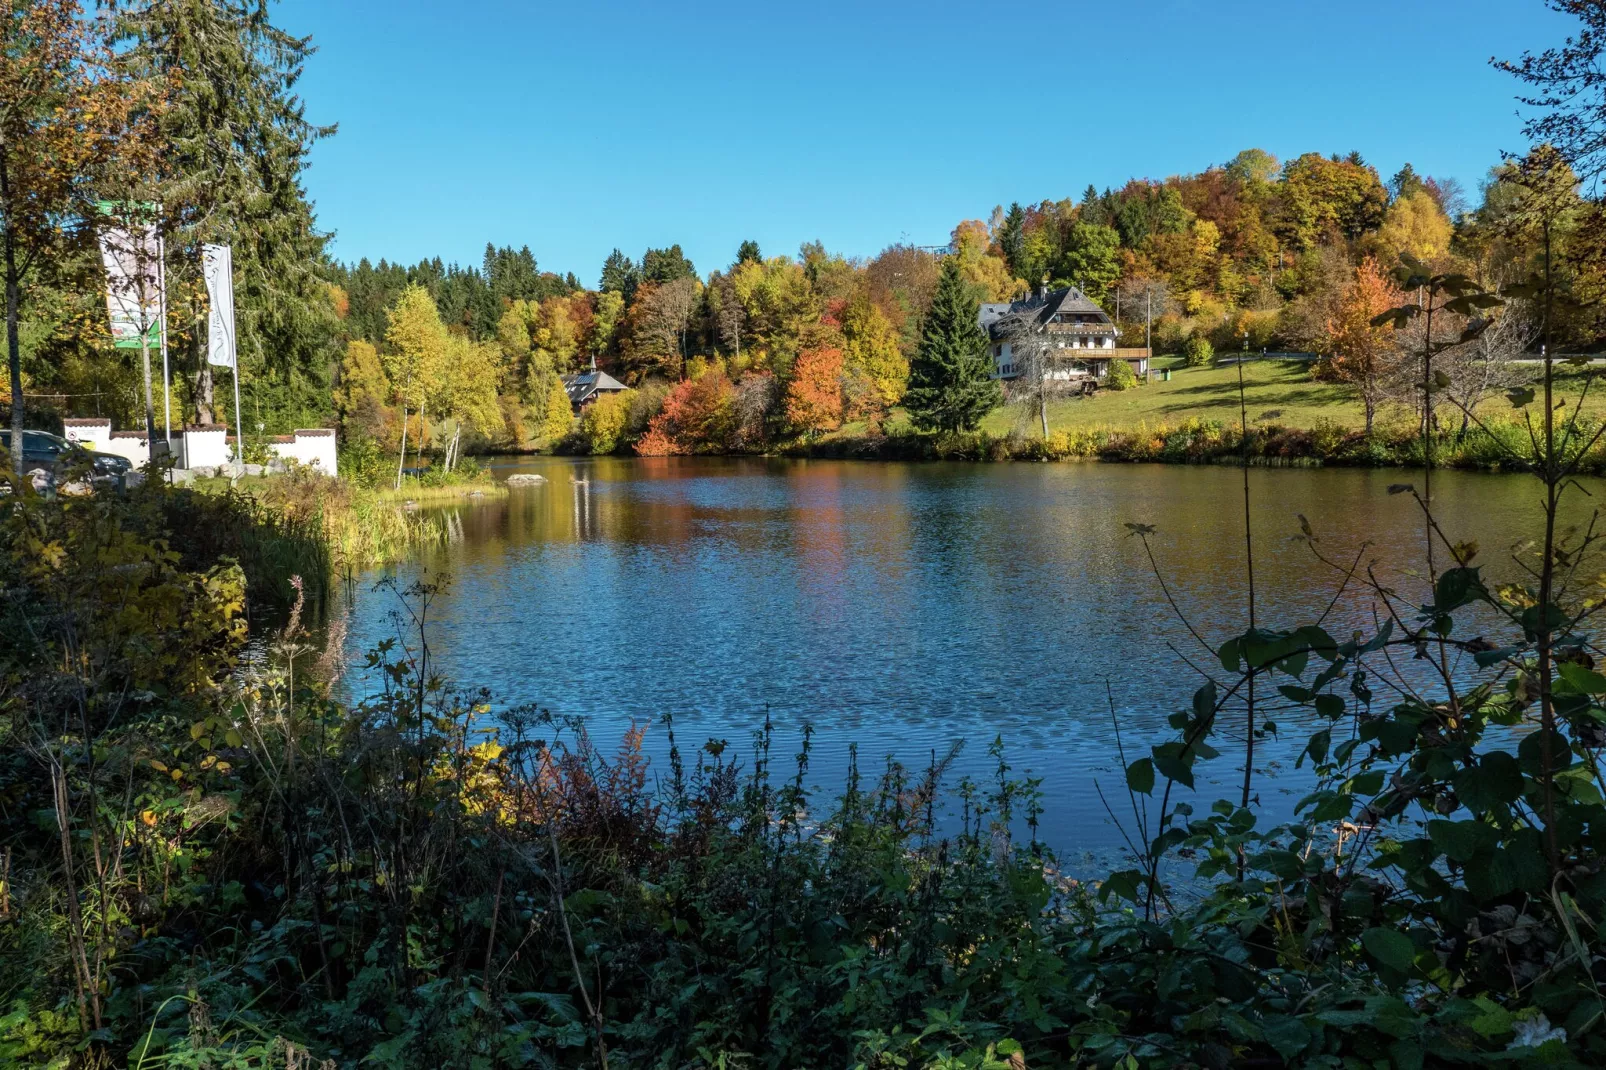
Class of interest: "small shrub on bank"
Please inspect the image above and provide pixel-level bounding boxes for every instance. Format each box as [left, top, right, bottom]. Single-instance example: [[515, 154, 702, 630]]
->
[[577, 389, 632, 454]]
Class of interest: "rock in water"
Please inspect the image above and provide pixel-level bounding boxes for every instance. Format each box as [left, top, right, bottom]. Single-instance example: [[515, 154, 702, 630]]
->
[[505, 473, 548, 487]]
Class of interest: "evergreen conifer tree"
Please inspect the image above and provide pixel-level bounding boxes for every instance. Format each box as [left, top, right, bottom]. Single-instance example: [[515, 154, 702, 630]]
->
[[998, 202, 1026, 276], [903, 258, 999, 433], [110, 0, 337, 430]]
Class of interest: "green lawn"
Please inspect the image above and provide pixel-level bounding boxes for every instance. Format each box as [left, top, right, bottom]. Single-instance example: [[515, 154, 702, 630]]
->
[[980, 359, 1366, 436], [839, 359, 1606, 445]]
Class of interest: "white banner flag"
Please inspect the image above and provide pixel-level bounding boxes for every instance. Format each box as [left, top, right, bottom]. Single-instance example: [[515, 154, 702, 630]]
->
[[203, 244, 236, 369], [98, 222, 161, 349]]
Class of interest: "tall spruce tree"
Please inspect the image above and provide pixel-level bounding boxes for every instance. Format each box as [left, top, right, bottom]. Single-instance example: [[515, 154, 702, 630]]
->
[[998, 202, 1026, 276], [903, 257, 999, 433], [110, 0, 337, 431]]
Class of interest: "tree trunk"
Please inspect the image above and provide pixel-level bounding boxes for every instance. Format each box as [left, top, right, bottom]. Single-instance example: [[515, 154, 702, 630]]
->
[[395, 401, 408, 490], [2, 147, 23, 475], [140, 331, 156, 444], [194, 317, 215, 425]]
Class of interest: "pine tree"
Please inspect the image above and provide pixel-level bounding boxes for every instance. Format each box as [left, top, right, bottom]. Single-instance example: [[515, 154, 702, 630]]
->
[[902, 258, 999, 433], [599, 248, 637, 300], [998, 202, 1026, 276], [110, 0, 338, 430]]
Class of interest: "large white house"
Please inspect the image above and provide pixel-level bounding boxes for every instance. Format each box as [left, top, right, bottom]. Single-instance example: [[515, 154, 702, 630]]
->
[[979, 286, 1149, 381]]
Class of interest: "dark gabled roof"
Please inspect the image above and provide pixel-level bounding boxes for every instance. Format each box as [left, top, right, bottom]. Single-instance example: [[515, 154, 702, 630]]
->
[[562, 369, 628, 405], [1041, 287, 1107, 319], [980, 286, 1111, 340]]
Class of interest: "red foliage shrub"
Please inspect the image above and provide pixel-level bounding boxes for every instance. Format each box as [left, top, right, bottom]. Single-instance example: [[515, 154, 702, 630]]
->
[[635, 370, 737, 455]]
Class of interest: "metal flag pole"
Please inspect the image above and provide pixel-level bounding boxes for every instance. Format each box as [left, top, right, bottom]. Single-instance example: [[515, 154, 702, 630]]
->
[[226, 248, 243, 465]]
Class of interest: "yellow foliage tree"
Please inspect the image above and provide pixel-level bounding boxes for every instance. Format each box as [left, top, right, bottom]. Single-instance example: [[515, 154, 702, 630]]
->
[[333, 339, 392, 445], [591, 290, 624, 357], [840, 292, 908, 419], [541, 376, 573, 445], [730, 256, 819, 369], [951, 219, 1026, 301], [578, 390, 631, 454], [533, 296, 580, 382], [382, 284, 450, 484], [496, 300, 538, 390], [1377, 189, 1452, 264], [434, 335, 505, 467]]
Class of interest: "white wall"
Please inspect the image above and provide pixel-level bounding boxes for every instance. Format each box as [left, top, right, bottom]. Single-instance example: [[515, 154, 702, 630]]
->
[[102, 432, 150, 466], [266, 429, 337, 476], [63, 419, 111, 451], [180, 427, 230, 470]]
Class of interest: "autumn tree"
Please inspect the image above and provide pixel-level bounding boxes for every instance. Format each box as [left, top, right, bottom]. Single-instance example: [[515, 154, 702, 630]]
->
[[621, 276, 699, 379], [434, 334, 504, 469], [951, 219, 1024, 301], [1323, 257, 1403, 434], [334, 338, 391, 444], [840, 292, 907, 421], [589, 290, 624, 358], [1276, 152, 1389, 248], [539, 376, 572, 444], [865, 243, 940, 356], [903, 258, 999, 433], [708, 271, 746, 358], [636, 369, 735, 454], [784, 344, 844, 434], [382, 284, 448, 485], [728, 255, 818, 372], [1376, 189, 1452, 265], [2, 1, 148, 472]]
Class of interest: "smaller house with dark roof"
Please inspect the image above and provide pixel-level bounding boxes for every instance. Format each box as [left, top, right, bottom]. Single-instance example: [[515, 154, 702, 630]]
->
[[980, 285, 1149, 381], [561, 360, 628, 411]]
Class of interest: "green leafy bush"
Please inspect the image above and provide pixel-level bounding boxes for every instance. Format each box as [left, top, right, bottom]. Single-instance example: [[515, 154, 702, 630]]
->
[[1105, 356, 1138, 391], [1182, 335, 1214, 367]]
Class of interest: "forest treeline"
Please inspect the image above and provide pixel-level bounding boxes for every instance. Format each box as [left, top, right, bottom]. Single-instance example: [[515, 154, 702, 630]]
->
[[11, 2, 1606, 462], [318, 142, 1604, 457]]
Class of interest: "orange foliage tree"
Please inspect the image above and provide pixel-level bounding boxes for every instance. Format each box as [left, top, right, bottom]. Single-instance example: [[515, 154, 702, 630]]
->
[[635, 370, 736, 455], [783, 345, 844, 435], [1323, 257, 1403, 434]]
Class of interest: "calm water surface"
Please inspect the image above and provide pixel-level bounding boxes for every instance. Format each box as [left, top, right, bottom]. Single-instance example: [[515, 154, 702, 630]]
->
[[338, 457, 1579, 866]]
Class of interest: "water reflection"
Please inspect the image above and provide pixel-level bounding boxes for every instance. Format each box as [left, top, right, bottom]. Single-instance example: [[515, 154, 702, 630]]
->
[[340, 456, 1588, 861]]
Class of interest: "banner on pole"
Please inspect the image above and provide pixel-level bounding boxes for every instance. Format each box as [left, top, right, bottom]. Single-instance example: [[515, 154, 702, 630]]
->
[[98, 220, 161, 350], [202, 244, 237, 369]]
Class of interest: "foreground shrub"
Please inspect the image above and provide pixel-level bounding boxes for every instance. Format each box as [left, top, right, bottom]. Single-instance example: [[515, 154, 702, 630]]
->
[[1182, 335, 1214, 367]]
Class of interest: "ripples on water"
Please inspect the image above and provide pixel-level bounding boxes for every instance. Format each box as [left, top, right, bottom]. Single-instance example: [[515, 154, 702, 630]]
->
[[335, 456, 1579, 863]]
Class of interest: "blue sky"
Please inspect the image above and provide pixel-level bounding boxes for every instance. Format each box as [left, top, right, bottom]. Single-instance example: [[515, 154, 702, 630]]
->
[[279, 0, 1572, 285]]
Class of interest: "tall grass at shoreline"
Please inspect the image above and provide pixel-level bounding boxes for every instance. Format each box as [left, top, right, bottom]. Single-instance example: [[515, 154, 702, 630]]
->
[[184, 468, 503, 611], [795, 413, 1586, 470]]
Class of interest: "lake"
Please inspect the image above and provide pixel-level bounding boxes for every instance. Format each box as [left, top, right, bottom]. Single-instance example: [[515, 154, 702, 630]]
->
[[336, 456, 1570, 869]]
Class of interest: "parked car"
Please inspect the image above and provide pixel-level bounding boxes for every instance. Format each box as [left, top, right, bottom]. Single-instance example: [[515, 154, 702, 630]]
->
[[0, 428, 133, 485]]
